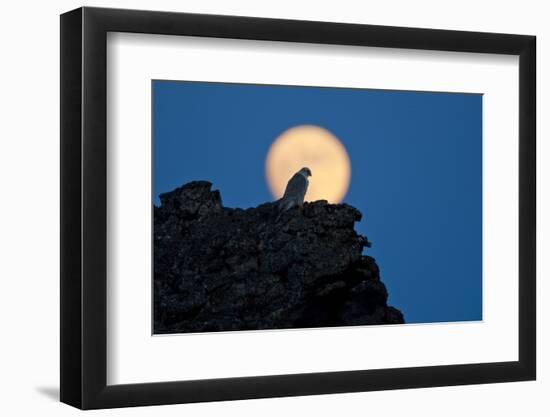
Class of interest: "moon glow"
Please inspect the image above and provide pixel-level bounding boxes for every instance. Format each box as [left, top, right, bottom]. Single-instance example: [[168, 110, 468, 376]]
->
[[265, 125, 351, 203]]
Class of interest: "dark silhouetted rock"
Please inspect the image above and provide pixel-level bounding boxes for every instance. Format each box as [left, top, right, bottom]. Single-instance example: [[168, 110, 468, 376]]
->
[[154, 181, 404, 334]]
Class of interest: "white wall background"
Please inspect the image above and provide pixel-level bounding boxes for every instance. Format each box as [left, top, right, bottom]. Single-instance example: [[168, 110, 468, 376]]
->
[[0, 0, 545, 415]]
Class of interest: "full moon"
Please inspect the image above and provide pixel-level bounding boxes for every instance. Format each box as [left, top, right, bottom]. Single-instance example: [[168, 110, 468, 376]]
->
[[265, 125, 351, 203]]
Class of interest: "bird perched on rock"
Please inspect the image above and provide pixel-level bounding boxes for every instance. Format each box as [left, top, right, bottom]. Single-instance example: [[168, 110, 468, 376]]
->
[[275, 167, 312, 221]]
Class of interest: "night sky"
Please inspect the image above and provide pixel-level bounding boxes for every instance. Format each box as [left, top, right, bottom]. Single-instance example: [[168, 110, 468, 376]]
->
[[152, 80, 482, 325]]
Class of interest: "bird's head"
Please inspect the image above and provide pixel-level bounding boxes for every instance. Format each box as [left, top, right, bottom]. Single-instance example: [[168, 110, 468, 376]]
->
[[299, 167, 312, 177]]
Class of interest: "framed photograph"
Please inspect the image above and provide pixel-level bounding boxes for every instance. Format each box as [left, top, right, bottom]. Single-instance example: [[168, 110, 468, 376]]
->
[[60, 6, 536, 409]]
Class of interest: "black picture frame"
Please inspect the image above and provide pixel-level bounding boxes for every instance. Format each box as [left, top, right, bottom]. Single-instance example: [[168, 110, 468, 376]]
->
[[60, 6, 536, 410]]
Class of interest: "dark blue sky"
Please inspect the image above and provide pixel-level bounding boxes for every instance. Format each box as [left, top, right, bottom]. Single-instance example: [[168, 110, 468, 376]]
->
[[153, 80, 482, 325]]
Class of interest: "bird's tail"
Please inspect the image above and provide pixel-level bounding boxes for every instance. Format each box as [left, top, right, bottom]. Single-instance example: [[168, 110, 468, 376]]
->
[[274, 199, 285, 222], [274, 199, 292, 222]]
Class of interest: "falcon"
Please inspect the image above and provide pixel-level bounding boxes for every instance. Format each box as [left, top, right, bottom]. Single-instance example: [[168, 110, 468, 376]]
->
[[275, 167, 312, 220]]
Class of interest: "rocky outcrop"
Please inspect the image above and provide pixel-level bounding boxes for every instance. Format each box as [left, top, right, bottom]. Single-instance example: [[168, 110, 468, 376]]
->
[[154, 181, 404, 334]]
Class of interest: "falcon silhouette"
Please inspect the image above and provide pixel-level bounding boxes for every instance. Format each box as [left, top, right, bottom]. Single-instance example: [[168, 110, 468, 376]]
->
[[275, 167, 312, 221]]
